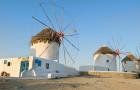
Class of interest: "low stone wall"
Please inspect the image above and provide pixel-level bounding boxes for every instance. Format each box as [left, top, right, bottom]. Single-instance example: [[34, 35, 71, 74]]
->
[[80, 71, 139, 79]]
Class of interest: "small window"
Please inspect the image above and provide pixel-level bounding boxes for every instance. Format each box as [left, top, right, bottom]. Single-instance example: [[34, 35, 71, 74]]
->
[[106, 60, 109, 63], [46, 63, 49, 69], [37, 61, 41, 67], [4, 60, 7, 64], [56, 70, 59, 73], [7, 62, 11, 66], [35, 59, 41, 67]]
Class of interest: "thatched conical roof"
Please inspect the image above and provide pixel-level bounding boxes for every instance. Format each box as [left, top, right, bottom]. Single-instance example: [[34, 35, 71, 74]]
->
[[93, 45, 116, 56], [122, 54, 137, 62], [31, 28, 61, 45]]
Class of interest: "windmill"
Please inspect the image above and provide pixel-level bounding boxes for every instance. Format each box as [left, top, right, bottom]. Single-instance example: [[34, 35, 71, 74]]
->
[[121, 45, 140, 73], [132, 45, 140, 72], [107, 38, 129, 72], [31, 0, 79, 65], [135, 44, 140, 60]]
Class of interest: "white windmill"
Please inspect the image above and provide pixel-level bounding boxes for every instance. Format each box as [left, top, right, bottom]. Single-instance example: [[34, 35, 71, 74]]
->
[[93, 45, 117, 71], [93, 38, 129, 72], [21, 1, 79, 78], [31, 1, 79, 63], [122, 46, 140, 73]]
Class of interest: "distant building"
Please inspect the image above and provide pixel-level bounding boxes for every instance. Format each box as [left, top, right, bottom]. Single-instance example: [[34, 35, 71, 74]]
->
[[79, 45, 117, 72]]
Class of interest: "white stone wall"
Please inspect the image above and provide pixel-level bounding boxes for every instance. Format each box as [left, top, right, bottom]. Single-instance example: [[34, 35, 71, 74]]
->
[[30, 41, 59, 60], [0, 56, 78, 78], [28, 56, 34, 70], [93, 54, 117, 71], [22, 57, 78, 78]]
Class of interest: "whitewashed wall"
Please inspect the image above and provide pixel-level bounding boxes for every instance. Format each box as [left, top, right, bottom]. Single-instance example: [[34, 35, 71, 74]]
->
[[30, 42, 59, 60], [0, 56, 78, 78], [22, 57, 78, 78], [93, 54, 117, 71]]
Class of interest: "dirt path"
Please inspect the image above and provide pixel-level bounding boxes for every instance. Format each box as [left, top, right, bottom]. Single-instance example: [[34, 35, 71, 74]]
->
[[0, 77, 140, 90]]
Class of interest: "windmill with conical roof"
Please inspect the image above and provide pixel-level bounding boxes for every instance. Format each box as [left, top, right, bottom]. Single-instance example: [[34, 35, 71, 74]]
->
[[93, 45, 117, 71], [93, 38, 129, 72], [30, 1, 79, 64], [122, 47, 140, 73]]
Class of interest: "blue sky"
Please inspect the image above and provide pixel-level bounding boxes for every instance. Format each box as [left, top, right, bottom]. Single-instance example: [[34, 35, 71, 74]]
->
[[0, 0, 140, 68]]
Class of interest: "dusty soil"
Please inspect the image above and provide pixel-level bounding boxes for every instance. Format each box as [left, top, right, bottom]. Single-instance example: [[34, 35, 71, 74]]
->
[[0, 76, 140, 90]]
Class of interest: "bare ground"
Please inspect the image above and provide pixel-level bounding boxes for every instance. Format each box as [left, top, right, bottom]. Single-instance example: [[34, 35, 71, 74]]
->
[[0, 76, 140, 90]]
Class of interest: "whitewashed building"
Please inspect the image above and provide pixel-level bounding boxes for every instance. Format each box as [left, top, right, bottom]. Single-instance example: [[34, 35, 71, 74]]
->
[[93, 45, 117, 71], [0, 28, 78, 78], [122, 54, 140, 73]]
